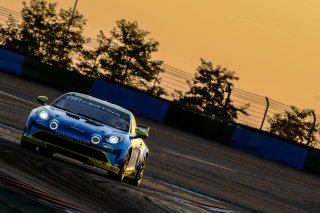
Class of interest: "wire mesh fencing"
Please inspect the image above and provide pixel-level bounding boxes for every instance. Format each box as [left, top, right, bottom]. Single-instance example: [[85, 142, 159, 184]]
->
[[157, 64, 320, 141]]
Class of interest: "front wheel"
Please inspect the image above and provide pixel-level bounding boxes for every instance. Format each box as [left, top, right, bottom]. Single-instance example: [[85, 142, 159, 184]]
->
[[109, 153, 129, 182]]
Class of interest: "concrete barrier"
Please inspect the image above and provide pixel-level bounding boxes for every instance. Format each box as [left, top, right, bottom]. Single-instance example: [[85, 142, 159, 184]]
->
[[231, 127, 308, 169], [303, 149, 320, 174], [90, 79, 169, 123], [164, 105, 236, 145], [0, 48, 25, 76], [21, 57, 93, 94]]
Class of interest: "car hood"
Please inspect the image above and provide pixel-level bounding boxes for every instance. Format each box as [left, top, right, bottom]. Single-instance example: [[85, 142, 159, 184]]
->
[[48, 106, 125, 137]]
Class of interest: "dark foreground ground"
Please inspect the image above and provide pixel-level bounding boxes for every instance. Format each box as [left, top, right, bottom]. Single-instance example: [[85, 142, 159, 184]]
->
[[1, 72, 320, 213]]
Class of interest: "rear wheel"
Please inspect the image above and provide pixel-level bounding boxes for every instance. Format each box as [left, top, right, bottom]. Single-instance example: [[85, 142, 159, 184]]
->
[[129, 157, 146, 186], [20, 139, 36, 151]]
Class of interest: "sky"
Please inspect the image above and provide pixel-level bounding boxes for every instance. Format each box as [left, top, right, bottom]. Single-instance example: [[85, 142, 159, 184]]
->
[[2, 0, 320, 113]]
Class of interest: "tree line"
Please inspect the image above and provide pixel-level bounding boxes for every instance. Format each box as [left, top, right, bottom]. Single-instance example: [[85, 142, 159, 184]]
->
[[0, 0, 318, 147]]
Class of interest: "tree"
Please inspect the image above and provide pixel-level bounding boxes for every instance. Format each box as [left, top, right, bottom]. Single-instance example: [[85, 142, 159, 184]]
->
[[0, 0, 86, 69], [98, 19, 166, 96], [268, 106, 319, 146], [54, 3, 86, 68], [0, 15, 21, 49], [76, 31, 107, 77], [174, 58, 248, 122]]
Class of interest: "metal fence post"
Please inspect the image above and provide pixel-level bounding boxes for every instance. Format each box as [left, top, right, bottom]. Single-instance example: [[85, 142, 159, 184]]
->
[[58, 0, 79, 63], [225, 84, 232, 106], [307, 111, 316, 146], [260, 97, 269, 130]]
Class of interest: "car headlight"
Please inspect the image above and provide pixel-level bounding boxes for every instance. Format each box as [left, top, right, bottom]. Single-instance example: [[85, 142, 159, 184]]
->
[[38, 109, 50, 120], [106, 136, 122, 144]]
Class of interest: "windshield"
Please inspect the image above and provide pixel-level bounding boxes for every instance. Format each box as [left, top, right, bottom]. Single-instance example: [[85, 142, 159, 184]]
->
[[52, 95, 130, 132]]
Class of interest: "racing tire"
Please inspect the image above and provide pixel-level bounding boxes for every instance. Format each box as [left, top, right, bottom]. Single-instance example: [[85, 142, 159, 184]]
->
[[109, 153, 129, 182], [20, 139, 36, 151], [128, 157, 146, 187]]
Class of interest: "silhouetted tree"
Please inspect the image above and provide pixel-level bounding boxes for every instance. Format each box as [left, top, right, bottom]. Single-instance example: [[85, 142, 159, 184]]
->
[[174, 58, 248, 122], [97, 19, 166, 96], [77, 31, 107, 77], [0, 15, 21, 48], [0, 0, 86, 69], [268, 106, 319, 146]]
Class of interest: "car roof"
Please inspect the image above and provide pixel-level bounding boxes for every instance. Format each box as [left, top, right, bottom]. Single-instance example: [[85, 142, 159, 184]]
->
[[63, 92, 133, 117]]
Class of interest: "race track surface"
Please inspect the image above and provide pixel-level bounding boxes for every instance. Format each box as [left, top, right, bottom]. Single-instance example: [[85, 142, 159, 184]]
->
[[1, 72, 320, 213]]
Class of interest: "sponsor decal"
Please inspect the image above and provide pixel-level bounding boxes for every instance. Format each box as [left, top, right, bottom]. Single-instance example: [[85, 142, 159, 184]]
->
[[108, 166, 120, 173], [64, 126, 85, 134], [55, 130, 88, 144], [66, 96, 121, 118]]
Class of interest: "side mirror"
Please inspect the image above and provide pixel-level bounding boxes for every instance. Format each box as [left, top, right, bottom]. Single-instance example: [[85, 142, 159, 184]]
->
[[37, 96, 48, 106], [135, 126, 150, 139]]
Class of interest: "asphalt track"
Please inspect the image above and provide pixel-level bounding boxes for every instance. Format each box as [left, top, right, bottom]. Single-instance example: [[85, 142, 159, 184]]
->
[[1, 72, 320, 213]]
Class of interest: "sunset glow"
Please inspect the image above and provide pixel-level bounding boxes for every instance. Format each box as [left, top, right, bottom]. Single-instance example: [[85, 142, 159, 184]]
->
[[2, 0, 320, 112]]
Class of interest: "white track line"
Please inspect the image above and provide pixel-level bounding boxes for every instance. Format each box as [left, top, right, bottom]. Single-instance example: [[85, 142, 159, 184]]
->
[[0, 90, 36, 106]]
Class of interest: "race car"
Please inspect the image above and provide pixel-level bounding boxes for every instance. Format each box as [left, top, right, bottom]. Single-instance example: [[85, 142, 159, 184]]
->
[[20, 92, 150, 186]]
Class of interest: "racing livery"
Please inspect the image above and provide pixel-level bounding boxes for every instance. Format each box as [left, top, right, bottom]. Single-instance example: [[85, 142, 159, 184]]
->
[[21, 92, 150, 186]]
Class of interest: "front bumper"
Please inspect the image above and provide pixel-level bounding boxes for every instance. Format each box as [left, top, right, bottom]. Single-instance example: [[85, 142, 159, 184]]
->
[[21, 131, 120, 174]]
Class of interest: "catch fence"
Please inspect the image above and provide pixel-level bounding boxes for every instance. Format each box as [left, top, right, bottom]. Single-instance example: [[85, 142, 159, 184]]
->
[[158, 64, 320, 142]]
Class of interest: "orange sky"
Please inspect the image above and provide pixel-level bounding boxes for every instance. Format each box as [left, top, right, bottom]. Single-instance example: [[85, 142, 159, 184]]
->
[[2, 0, 320, 112]]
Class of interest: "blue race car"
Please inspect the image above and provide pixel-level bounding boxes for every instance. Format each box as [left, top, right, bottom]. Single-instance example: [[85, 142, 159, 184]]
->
[[20, 92, 150, 186]]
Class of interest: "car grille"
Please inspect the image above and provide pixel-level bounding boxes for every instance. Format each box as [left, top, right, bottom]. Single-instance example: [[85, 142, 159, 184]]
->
[[32, 131, 108, 162]]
